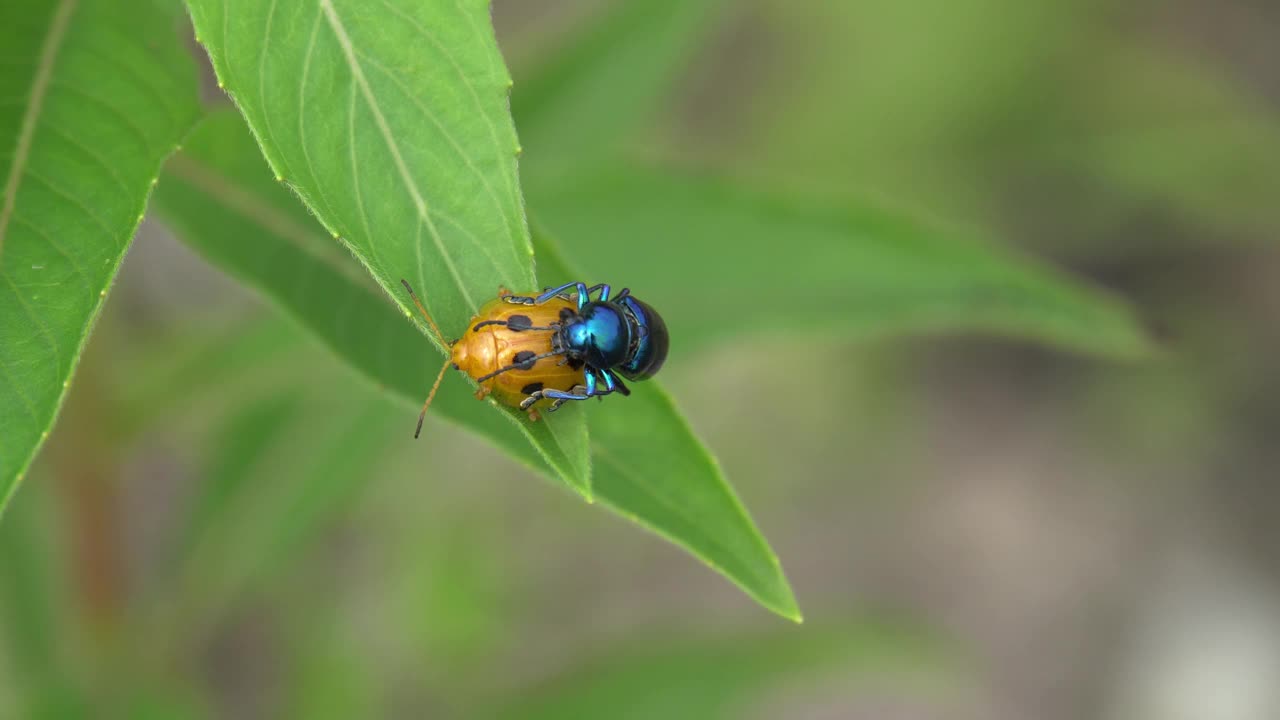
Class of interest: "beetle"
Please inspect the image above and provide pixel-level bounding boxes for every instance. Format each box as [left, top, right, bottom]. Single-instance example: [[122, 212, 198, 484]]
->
[[400, 280, 668, 436], [451, 292, 588, 414], [500, 282, 668, 411]]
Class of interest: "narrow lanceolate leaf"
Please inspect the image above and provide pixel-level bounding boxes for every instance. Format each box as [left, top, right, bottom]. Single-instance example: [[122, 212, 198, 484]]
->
[[533, 232, 801, 621], [183, 0, 591, 496], [532, 166, 1150, 359], [153, 112, 589, 492], [0, 0, 202, 513]]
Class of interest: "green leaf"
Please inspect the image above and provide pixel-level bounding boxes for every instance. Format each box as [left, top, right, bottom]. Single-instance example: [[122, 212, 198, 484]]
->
[[488, 618, 956, 720], [532, 166, 1150, 359], [182, 0, 591, 497], [181, 391, 303, 559], [0, 0, 202, 513], [183, 0, 528, 349], [0, 475, 86, 716], [157, 112, 798, 619], [512, 0, 725, 178], [153, 111, 591, 497], [533, 231, 801, 621], [1055, 46, 1280, 237]]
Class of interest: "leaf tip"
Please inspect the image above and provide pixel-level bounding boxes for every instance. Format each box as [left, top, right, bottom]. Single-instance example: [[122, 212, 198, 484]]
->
[[764, 581, 804, 624]]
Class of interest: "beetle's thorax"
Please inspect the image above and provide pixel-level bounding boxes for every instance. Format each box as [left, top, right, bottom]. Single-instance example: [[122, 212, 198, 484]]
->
[[558, 301, 630, 369], [450, 327, 496, 378]]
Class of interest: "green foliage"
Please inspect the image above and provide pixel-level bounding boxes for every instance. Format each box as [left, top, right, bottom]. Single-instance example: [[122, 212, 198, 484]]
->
[[532, 166, 1148, 358], [535, 231, 800, 619], [7, 0, 1275, 715], [155, 111, 799, 622], [0, 0, 1163, 622], [0, 0, 201, 512], [182, 0, 594, 498], [488, 618, 958, 720], [185, 0, 534, 333], [152, 111, 588, 494]]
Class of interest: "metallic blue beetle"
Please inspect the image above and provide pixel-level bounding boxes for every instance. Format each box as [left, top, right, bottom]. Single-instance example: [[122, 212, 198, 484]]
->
[[503, 282, 669, 411]]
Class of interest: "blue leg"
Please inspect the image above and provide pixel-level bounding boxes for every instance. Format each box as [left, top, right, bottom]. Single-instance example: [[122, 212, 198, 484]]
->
[[521, 368, 624, 411], [600, 368, 630, 397], [504, 282, 609, 310]]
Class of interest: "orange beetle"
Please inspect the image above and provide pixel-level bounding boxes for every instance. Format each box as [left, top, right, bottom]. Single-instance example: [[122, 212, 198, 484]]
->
[[401, 281, 588, 434], [451, 293, 588, 413]]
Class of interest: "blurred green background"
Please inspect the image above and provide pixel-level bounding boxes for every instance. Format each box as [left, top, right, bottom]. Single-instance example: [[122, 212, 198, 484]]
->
[[4, 0, 1280, 717]]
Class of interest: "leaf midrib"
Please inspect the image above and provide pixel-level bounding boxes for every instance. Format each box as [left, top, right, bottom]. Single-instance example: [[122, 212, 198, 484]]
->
[[317, 0, 480, 317], [0, 0, 78, 263]]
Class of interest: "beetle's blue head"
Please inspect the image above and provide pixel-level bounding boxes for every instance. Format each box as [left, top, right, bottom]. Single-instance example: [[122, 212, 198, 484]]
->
[[559, 296, 668, 381], [615, 296, 668, 381], [563, 302, 630, 370]]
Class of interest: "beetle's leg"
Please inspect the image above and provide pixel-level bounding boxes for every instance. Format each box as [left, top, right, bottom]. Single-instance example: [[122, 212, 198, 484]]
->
[[601, 369, 631, 397], [520, 369, 609, 411], [504, 282, 605, 310], [503, 282, 581, 306]]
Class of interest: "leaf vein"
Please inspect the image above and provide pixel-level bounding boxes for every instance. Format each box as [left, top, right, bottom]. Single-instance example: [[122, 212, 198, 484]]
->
[[0, 269, 62, 382], [319, 0, 478, 315], [0, 0, 78, 262], [46, 81, 158, 156], [12, 215, 95, 303], [23, 168, 118, 239]]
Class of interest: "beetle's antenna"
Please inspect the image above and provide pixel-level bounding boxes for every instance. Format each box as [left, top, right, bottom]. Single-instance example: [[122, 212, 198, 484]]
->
[[414, 357, 452, 439], [400, 279, 444, 344]]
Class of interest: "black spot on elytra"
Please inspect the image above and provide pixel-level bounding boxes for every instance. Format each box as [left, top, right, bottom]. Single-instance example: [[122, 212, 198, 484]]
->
[[451, 363, 460, 371], [507, 314, 532, 331], [512, 350, 537, 369], [521, 382, 543, 395], [567, 357, 585, 371], [559, 308, 574, 322]]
